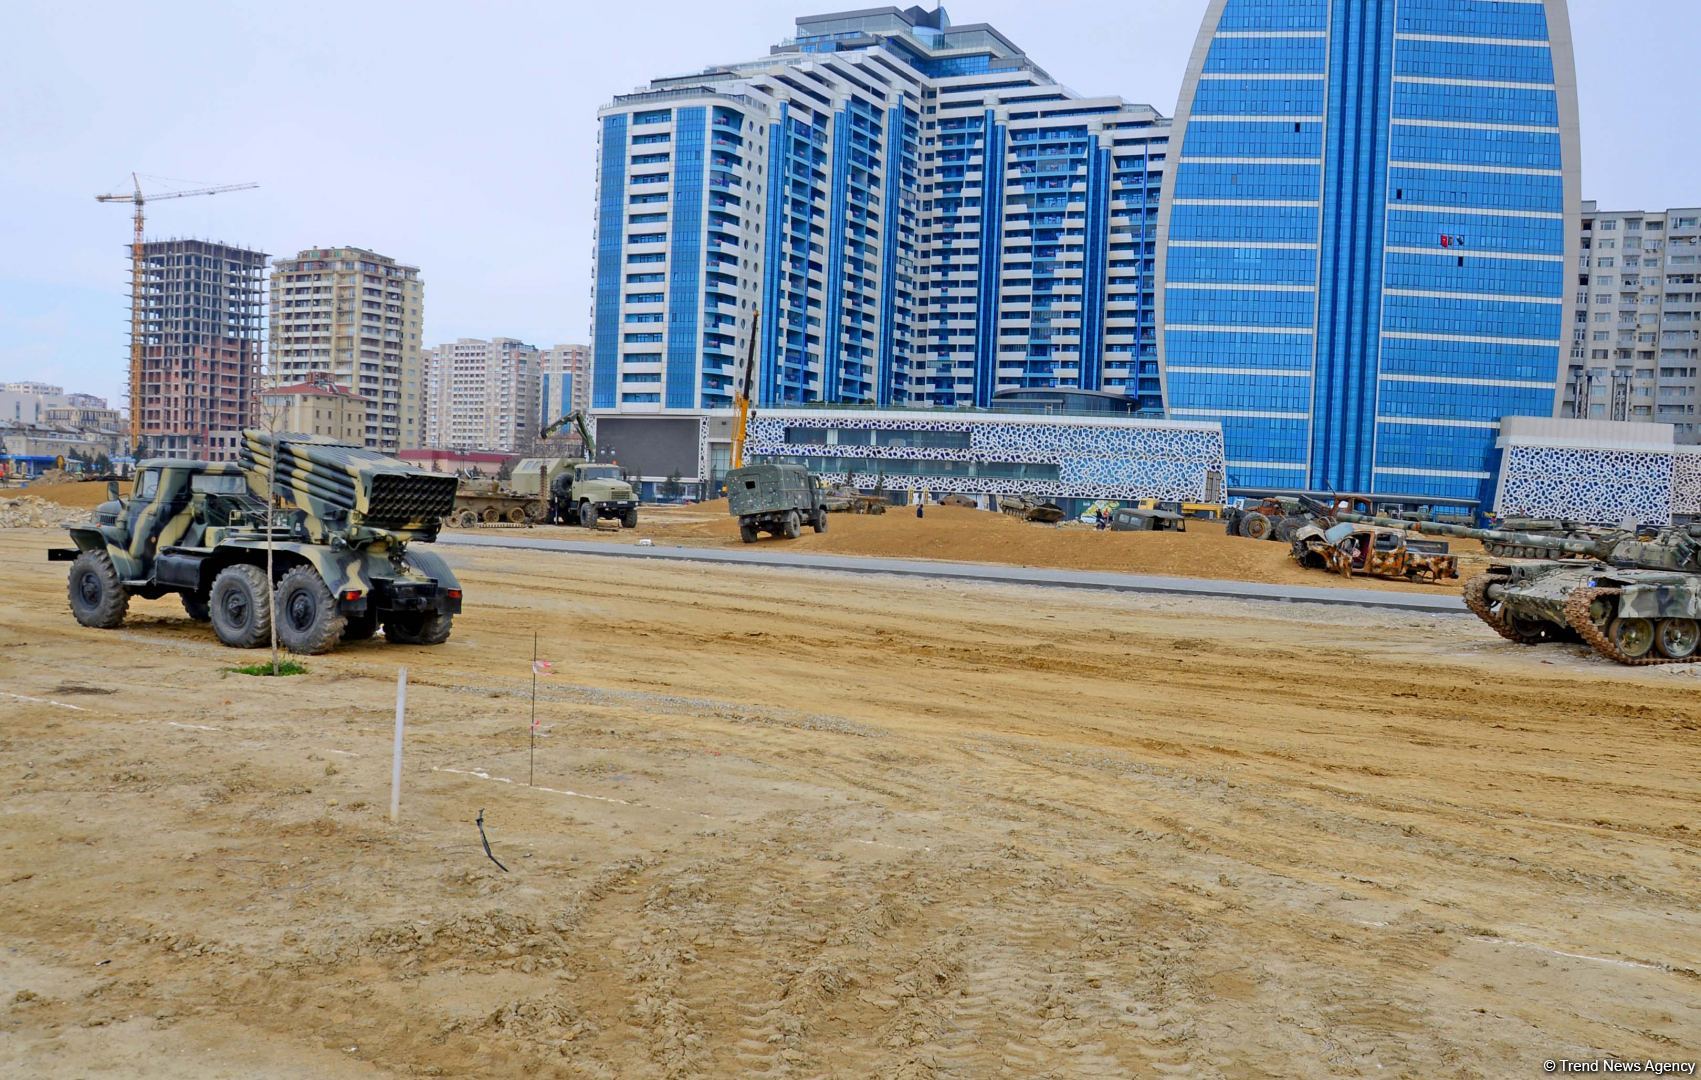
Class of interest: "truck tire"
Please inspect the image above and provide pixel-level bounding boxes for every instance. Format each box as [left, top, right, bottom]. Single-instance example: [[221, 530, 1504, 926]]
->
[[739, 521, 758, 543], [341, 613, 378, 641], [579, 501, 596, 528], [67, 550, 128, 629], [385, 612, 453, 646], [275, 565, 347, 655], [812, 509, 827, 534], [182, 595, 211, 622], [1275, 515, 1306, 542], [209, 564, 272, 649], [782, 510, 801, 539], [1239, 511, 1273, 541], [621, 507, 638, 529]]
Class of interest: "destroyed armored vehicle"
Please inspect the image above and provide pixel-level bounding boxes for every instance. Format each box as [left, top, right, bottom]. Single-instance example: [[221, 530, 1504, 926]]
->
[[1290, 521, 1457, 583], [1341, 511, 1701, 665], [999, 495, 1067, 524]]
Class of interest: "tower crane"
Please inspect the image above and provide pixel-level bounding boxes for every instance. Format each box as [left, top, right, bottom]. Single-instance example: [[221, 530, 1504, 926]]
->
[[96, 173, 259, 446]]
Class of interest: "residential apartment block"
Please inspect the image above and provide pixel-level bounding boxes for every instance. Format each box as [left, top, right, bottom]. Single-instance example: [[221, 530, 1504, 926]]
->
[[268, 247, 424, 452], [134, 239, 266, 460], [1565, 202, 1701, 442], [539, 343, 592, 428], [422, 337, 540, 453], [590, 4, 1171, 468], [1155, 0, 1582, 505]]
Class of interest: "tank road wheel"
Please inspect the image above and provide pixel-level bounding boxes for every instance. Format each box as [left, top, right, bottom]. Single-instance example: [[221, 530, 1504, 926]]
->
[[1239, 511, 1273, 541], [209, 564, 272, 649], [480, 507, 502, 525], [739, 522, 759, 544], [182, 595, 211, 622], [1462, 572, 1544, 645], [579, 502, 596, 528], [275, 566, 347, 655], [384, 612, 453, 646], [812, 508, 827, 534], [457, 510, 478, 528], [622, 507, 638, 529], [67, 550, 128, 629], [782, 509, 802, 539], [506, 506, 528, 524], [1607, 617, 1655, 660], [1655, 618, 1700, 660], [341, 613, 379, 642]]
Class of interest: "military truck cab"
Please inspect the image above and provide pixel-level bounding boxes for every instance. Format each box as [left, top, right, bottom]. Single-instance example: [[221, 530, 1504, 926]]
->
[[546, 462, 638, 528], [726, 463, 828, 542]]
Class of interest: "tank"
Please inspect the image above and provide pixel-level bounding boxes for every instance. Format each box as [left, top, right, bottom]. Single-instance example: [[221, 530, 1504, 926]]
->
[[1479, 516, 1630, 559], [999, 495, 1066, 524], [1338, 511, 1701, 665]]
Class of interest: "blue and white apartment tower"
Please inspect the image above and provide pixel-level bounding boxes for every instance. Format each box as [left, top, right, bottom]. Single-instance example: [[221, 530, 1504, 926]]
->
[[1155, 0, 1582, 503], [591, 5, 1172, 440]]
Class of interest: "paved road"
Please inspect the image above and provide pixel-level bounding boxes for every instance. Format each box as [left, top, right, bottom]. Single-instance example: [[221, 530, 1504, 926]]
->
[[439, 532, 1467, 614]]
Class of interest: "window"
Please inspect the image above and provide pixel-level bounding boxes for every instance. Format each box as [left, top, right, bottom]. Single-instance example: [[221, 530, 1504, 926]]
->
[[135, 470, 159, 499]]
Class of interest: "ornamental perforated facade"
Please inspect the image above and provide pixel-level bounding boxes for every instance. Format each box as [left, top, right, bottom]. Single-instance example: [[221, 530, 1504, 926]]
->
[[1497, 446, 1673, 525], [745, 410, 1225, 502]]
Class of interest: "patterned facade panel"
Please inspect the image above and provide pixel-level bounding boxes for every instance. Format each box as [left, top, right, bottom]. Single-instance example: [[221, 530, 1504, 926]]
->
[[745, 413, 1226, 501], [1498, 446, 1673, 525], [1673, 449, 1701, 516]]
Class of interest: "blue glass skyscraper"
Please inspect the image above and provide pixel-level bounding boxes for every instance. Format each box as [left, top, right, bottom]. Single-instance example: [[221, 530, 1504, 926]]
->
[[1155, 0, 1582, 503]]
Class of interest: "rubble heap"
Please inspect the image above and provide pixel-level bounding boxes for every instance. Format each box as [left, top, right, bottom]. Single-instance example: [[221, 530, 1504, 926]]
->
[[0, 496, 91, 529]]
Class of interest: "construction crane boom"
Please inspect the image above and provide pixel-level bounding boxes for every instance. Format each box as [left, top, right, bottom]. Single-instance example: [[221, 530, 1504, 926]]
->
[[731, 308, 759, 470], [95, 173, 259, 445]]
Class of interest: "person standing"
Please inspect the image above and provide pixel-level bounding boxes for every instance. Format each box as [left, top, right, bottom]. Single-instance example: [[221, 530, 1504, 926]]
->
[[915, 489, 925, 519]]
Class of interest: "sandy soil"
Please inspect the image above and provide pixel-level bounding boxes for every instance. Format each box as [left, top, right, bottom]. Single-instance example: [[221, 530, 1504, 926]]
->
[[2, 527, 1697, 1077]]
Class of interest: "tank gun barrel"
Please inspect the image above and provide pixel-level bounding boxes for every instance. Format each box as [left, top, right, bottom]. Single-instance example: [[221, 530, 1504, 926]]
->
[[1335, 510, 1607, 557]]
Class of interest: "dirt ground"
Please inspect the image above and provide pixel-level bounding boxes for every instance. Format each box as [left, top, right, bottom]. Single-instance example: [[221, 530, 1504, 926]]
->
[[3, 526, 1697, 1078]]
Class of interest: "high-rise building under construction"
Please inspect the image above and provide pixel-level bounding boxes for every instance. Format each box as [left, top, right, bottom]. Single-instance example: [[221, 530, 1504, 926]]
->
[[133, 239, 267, 461]]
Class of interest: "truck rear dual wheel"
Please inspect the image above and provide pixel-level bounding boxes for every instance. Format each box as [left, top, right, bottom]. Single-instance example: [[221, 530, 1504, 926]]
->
[[385, 612, 453, 645], [739, 521, 759, 543], [275, 566, 347, 655], [67, 550, 129, 629], [209, 564, 272, 649]]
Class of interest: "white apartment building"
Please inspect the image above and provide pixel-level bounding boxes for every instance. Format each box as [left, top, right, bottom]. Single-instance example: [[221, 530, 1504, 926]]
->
[[269, 247, 425, 452], [1567, 203, 1701, 442], [422, 337, 540, 453]]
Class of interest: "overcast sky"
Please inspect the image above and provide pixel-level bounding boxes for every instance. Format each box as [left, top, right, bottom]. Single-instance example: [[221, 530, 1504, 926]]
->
[[3, 0, 1696, 407]]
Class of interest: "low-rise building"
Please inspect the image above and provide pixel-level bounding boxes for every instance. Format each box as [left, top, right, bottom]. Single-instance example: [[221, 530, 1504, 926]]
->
[[259, 379, 368, 443]]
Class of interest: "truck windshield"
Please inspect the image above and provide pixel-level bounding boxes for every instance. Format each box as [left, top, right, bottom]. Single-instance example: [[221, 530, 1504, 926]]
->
[[579, 466, 621, 480], [191, 474, 248, 494]]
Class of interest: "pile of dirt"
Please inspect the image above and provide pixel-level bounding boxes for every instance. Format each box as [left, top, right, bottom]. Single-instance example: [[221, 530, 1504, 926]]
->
[[21, 480, 115, 510], [0, 496, 92, 529], [606, 504, 1482, 591]]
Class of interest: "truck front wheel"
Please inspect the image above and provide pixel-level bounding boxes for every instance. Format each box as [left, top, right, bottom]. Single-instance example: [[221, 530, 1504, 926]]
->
[[385, 612, 453, 646], [209, 564, 272, 649], [579, 502, 596, 528], [275, 566, 347, 655], [812, 509, 827, 534], [67, 550, 128, 629], [621, 507, 638, 529]]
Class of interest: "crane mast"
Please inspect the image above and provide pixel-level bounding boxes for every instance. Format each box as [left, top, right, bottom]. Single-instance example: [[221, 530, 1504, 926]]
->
[[732, 308, 759, 470], [95, 174, 258, 448]]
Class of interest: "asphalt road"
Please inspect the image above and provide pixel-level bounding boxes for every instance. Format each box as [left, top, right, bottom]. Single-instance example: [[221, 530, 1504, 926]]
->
[[438, 532, 1467, 614]]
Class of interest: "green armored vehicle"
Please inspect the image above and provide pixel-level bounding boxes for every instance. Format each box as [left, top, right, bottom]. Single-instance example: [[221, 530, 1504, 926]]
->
[[1340, 510, 1701, 665], [726, 463, 827, 542], [49, 431, 463, 654]]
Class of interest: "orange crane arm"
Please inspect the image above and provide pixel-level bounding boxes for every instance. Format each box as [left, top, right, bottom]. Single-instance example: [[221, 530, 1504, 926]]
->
[[731, 308, 760, 470]]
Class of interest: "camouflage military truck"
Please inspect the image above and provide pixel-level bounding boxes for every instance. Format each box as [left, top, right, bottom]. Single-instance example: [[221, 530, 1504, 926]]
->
[[726, 463, 827, 542], [48, 431, 463, 654]]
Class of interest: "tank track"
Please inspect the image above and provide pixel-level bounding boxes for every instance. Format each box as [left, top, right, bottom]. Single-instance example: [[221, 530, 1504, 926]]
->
[[1462, 573, 1528, 643], [1562, 586, 1700, 666]]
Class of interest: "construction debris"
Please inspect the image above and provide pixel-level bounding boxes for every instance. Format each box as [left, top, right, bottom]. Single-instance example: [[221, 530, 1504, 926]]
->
[[0, 496, 90, 529]]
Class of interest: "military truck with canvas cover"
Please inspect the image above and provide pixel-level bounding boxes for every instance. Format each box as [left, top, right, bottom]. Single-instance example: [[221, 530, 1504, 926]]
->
[[509, 457, 637, 528], [49, 431, 463, 654], [726, 463, 827, 542]]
